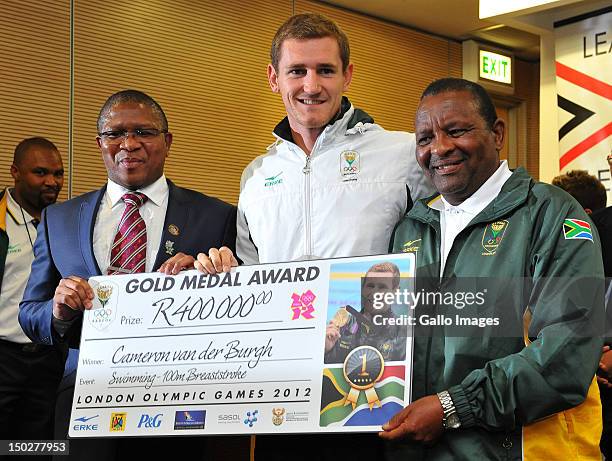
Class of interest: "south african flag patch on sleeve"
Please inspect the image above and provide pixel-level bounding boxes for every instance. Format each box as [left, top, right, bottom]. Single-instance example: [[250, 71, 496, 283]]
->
[[563, 218, 593, 241]]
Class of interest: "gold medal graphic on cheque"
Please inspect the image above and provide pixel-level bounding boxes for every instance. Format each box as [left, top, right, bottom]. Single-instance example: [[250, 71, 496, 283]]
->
[[342, 345, 384, 410]]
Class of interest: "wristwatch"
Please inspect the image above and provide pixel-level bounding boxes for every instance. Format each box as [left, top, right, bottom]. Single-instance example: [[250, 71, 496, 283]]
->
[[437, 390, 461, 429]]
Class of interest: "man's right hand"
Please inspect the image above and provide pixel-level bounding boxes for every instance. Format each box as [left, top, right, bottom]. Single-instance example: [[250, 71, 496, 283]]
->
[[53, 276, 94, 321], [598, 346, 612, 388], [195, 247, 238, 274]]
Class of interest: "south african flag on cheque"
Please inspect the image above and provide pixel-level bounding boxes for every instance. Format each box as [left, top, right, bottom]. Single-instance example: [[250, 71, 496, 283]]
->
[[563, 218, 593, 241], [319, 365, 405, 427]]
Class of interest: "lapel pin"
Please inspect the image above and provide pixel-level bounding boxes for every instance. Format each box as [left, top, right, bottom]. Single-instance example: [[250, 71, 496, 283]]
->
[[165, 240, 175, 255], [168, 224, 180, 236]]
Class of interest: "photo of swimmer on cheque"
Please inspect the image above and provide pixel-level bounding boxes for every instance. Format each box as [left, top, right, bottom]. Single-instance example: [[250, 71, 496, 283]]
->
[[319, 255, 414, 428]]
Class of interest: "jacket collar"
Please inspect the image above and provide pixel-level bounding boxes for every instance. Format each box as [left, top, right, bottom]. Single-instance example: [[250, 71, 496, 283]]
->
[[105, 175, 168, 208], [152, 179, 190, 270], [79, 187, 106, 276], [271, 96, 374, 145], [408, 167, 532, 227], [0, 189, 7, 233]]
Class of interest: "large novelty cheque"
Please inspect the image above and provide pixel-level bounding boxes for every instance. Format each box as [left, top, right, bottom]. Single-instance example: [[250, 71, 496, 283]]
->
[[70, 253, 414, 437]]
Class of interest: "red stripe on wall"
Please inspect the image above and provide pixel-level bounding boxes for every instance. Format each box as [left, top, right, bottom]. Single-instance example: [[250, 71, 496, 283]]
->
[[556, 61, 612, 100], [559, 122, 612, 169]]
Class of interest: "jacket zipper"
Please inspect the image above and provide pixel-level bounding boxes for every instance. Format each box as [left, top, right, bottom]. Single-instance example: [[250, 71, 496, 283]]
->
[[425, 224, 442, 395], [303, 155, 312, 257]]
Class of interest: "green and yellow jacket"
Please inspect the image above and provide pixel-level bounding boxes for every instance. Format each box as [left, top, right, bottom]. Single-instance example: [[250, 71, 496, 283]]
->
[[0, 190, 9, 286], [388, 168, 604, 460]]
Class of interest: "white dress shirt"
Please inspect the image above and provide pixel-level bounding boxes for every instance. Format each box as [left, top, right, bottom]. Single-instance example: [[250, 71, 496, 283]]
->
[[0, 189, 37, 343], [93, 175, 169, 273], [428, 161, 513, 276]]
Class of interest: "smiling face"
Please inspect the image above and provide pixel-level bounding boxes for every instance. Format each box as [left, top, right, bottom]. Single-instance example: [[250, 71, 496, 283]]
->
[[268, 37, 353, 138], [96, 101, 172, 190], [414, 90, 504, 205]]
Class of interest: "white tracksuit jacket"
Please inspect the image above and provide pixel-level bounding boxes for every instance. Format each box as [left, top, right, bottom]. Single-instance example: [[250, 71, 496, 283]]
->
[[237, 99, 435, 265]]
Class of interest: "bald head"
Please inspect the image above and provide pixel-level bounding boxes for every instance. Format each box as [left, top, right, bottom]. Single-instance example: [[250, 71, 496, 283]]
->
[[13, 137, 60, 166]]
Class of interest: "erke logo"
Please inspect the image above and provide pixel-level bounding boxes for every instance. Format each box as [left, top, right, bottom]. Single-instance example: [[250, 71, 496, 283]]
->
[[73, 414, 99, 431], [138, 413, 162, 428], [264, 172, 283, 187]]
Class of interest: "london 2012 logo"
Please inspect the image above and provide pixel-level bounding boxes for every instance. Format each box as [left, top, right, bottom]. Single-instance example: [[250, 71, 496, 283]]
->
[[290, 290, 316, 320], [89, 281, 119, 331]]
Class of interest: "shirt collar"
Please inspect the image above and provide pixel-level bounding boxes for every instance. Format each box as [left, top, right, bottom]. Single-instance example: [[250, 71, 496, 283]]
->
[[272, 96, 353, 143], [6, 188, 35, 225], [106, 175, 168, 208], [429, 160, 513, 215]]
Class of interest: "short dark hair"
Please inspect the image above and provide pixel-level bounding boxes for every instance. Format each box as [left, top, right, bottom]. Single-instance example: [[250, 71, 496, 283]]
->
[[13, 137, 59, 166], [97, 89, 168, 133], [552, 169, 607, 212], [421, 78, 498, 129], [271, 13, 350, 71]]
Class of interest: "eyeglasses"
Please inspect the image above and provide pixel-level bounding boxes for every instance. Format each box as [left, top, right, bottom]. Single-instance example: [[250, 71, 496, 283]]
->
[[98, 128, 167, 144]]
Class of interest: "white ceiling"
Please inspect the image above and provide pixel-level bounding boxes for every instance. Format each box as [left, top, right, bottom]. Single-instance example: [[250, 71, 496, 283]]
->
[[321, 0, 542, 60]]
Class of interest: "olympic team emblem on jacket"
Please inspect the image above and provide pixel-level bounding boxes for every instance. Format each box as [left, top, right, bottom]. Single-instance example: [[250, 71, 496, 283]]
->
[[481, 220, 509, 255], [340, 150, 360, 181], [89, 281, 119, 331]]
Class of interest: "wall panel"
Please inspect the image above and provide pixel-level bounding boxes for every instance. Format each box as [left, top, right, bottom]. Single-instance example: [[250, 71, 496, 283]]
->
[[1, 1, 538, 204], [72, 0, 292, 202], [298, 0, 463, 132], [0, 0, 70, 200], [514, 59, 540, 180]]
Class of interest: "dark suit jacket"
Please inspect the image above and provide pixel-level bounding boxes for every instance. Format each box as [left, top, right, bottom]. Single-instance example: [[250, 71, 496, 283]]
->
[[18, 179, 236, 349]]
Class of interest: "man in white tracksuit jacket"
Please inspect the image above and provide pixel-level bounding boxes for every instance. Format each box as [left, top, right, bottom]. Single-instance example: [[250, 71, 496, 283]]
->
[[193, 12, 434, 461], [237, 95, 433, 264]]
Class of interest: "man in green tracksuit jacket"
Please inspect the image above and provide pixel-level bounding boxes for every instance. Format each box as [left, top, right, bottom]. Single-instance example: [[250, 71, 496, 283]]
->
[[380, 78, 604, 460]]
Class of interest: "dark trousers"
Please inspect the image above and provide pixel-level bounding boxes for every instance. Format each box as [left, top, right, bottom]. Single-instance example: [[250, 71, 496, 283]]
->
[[0, 339, 65, 461], [254, 433, 384, 461]]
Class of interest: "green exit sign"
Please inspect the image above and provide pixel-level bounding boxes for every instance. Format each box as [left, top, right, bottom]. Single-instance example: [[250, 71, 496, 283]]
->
[[479, 50, 512, 84]]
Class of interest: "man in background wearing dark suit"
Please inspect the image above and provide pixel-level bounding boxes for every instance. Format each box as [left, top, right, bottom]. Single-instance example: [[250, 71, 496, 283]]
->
[[18, 90, 236, 460]]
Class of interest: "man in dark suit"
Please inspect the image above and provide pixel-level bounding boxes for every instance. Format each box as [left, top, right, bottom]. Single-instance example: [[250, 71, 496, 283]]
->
[[18, 89, 236, 460]]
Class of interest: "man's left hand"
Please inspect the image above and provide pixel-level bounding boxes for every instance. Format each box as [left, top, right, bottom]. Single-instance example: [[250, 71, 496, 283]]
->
[[379, 394, 444, 443]]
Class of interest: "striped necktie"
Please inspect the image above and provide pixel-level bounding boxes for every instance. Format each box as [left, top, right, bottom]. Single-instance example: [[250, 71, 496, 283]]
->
[[108, 192, 148, 275]]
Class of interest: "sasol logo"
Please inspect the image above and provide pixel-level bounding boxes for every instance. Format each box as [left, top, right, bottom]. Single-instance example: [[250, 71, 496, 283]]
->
[[73, 414, 99, 431], [137, 413, 162, 429], [217, 414, 241, 424]]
